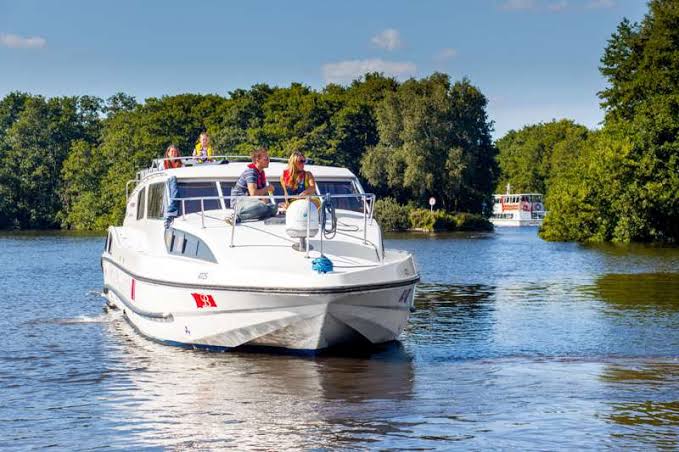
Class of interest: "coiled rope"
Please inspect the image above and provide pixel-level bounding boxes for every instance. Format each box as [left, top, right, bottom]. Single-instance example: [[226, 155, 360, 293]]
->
[[312, 256, 334, 273], [312, 194, 337, 273], [319, 194, 337, 239]]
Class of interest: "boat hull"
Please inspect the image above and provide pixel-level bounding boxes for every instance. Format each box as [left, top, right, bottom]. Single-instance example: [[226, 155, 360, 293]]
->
[[103, 263, 417, 351]]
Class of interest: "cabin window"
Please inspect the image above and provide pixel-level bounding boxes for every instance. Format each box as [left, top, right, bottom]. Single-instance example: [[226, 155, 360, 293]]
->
[[147, 182, 165, 219], [316, 180, 362, 211], [177, 182, 220, 215], [220, 181, 284, 207], [136, 187, 146, 220], [165, 228, 217, 263]]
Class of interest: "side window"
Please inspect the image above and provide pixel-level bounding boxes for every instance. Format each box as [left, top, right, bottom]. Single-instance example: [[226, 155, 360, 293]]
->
[[147, 182, 165, 219], [165, 228, 217, 263], [136, 187, 146, 220]]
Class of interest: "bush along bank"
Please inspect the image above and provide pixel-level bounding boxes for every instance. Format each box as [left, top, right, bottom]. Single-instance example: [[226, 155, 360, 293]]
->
[[374, 197, 493, 232]]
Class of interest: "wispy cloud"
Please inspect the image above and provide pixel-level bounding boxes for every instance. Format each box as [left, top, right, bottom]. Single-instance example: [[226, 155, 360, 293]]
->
[[322, 59, 416, 84], [371, 28, 402, 51], [434, 48, 458, 62], [0, 33, 47, 49], [587, 0, 615, 8], [500, 0, 536, 10]]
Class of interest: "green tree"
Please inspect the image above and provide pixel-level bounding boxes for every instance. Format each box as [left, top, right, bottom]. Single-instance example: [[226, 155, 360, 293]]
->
[[361, 73, 496, 212], [496, 119, 590, 195], [542, 0, 679, 242]]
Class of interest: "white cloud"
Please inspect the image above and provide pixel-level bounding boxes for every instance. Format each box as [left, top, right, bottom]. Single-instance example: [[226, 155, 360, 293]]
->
[[548, 1, 569, 12], [0, 33, 47, 49], [435, 48, 458, 62], [371, 28, 402, 51], [587, 0, 615, 8], [500, 0, 536, 10], [322, 59, 416, 84]]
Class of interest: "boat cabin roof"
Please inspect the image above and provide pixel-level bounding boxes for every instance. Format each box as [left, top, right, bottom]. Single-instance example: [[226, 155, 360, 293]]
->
[[493, 193, 543, 198], [138, 159, 356, 182]]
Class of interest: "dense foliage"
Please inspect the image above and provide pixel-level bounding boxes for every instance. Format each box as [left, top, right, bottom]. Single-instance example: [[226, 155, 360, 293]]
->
[[0, 73, 496, 230], [360, 74, 497, 212], [541, 0, 679, 243], [495, 119, 590, 195]]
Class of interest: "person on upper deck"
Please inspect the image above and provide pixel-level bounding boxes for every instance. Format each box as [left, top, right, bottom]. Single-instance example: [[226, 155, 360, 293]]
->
[[192, 132, 214, 162], [229, 147, 277, 223], [163, 144, 183, 170], [280, 151, 318, 208]]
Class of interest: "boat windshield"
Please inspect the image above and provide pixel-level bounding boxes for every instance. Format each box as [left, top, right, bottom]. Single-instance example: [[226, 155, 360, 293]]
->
[[177, 182, 221, 215], [173, 179, 364, 213], [316, 180, 362, 211]]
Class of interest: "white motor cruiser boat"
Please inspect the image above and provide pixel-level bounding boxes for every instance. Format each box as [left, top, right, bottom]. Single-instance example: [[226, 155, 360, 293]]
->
[[102, 156, 419, 352]]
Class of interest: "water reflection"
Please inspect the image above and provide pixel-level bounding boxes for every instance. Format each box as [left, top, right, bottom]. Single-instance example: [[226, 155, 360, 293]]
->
[[589, 273, 679, 310], [601, 361, 679, 449], [100, 314, 415, 449], [408, 284, 495, 348]]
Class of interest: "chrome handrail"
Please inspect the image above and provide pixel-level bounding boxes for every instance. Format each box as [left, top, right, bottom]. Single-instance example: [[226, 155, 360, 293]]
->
[[150, 155, 289, 170], [168, 192, 379, 259]]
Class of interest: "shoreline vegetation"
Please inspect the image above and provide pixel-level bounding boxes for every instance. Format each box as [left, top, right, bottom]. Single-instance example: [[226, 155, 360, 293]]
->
[[0, 1, 676, 242]]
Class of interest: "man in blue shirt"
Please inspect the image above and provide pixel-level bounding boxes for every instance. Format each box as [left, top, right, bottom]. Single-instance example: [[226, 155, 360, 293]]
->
[[230, 147, 277, 222]]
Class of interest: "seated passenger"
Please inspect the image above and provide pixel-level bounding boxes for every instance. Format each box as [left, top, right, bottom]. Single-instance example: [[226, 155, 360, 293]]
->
[[280, 151, 318, 208], [229, 147, 277, 223], [163, 144, 183, 170], [192, 132, 214, 162]]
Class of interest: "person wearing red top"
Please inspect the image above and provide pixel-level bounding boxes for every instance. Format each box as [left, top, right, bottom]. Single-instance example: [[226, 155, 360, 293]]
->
[[229, 147, 277, 223], [163, 144, 183, 170]]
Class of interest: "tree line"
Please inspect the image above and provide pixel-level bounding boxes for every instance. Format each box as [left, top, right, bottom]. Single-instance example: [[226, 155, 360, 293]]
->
[[497, 0, 678, 243], [0, 73, 496, 231], [1, 0, 676, 243]]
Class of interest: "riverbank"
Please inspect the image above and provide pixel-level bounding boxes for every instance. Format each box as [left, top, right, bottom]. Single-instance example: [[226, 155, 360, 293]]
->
[[374, 198, 493, 232]]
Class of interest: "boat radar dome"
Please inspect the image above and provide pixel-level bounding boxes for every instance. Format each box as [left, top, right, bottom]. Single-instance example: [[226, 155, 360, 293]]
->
[[285, 200, 319, 251]]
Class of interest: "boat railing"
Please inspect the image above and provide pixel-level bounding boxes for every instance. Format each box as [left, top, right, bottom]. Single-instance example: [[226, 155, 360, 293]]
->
[[137, 155, 290, 180], [168, 192, 382, 262]]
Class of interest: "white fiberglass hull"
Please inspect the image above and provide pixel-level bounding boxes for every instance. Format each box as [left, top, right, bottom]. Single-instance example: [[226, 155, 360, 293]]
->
[[103, 259, 417, 351]]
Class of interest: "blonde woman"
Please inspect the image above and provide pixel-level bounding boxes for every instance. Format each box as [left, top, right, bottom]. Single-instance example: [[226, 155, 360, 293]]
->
[[192, 132, 214, 162], [280, 151, 318, 207]]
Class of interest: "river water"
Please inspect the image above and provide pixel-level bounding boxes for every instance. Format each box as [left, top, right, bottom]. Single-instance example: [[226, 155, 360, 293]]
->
[[1, 229, 678, 450]]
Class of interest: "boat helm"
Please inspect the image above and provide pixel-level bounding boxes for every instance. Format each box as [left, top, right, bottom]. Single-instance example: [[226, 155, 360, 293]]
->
[[285, 200, 319, 251]]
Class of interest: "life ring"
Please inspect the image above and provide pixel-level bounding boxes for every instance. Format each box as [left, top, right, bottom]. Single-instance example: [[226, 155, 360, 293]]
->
[[534, 202, 544, 211], [521, 203, 530, 212]]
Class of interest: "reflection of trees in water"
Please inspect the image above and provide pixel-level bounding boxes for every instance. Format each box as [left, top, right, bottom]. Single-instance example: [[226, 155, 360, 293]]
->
[[589, 273, 679, 310], [98, 316, 415, 449], [600, 361, 679, 450], [408, 283, 495, 343]]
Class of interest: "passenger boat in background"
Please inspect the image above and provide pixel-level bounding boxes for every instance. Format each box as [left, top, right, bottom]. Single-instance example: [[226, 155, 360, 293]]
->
[[101, 156, 419, 352], [490, 185, 546, 227]]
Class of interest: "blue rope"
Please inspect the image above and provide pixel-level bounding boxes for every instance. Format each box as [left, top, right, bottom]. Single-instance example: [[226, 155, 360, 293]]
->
[[312, 256, 334, 274]]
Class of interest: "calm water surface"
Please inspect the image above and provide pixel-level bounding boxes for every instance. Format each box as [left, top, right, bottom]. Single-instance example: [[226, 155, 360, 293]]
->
[[1, 229, 678, 450]]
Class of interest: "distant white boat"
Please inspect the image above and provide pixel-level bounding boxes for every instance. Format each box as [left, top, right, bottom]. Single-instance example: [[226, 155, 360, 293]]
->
[[490, 185, 546, 227], [101, 155, 419, 352]]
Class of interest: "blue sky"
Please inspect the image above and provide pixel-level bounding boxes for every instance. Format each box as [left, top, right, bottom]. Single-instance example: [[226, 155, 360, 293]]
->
[[0, 0, 647, 137]]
